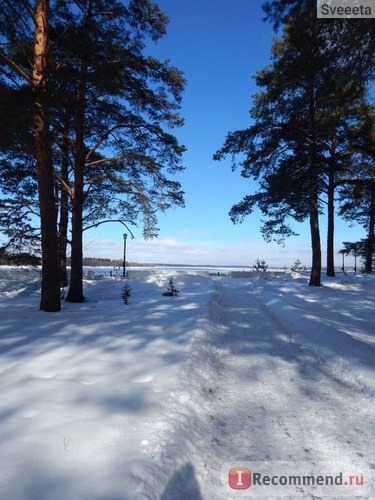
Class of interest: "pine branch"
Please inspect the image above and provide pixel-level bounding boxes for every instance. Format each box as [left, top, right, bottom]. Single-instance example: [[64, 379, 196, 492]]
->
[[0, 52, 33, 85]]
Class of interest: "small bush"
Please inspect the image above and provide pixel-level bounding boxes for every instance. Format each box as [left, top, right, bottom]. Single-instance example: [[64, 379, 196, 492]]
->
[[291, 259, 307, 272], [252, 258, 268, 272], [162, 277, 180, 296], [121, 283, 132, 304]]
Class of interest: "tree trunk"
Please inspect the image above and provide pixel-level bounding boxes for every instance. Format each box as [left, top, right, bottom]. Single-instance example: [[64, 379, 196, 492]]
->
[[307, 75, 322, 287], [65, 161, 84, 302], [58, 199, 69, 288], [57, 132, 70, 288], [309, 195, 322, 286], [326, 157, 335, 277], [364, 166, 375, 273], [65, 129, 85, 302], [32, 0, 60, 311], [65, 35, 88, 302]]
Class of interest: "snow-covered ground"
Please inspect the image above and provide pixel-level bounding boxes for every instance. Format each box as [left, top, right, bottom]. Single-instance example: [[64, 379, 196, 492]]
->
[[0, 267, 373, 499]]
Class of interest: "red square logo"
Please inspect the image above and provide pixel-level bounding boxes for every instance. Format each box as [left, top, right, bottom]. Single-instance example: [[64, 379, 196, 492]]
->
[[228, 467, 251, 489]]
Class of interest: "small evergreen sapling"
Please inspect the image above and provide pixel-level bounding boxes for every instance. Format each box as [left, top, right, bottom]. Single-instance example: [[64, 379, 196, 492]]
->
[[291, 258, 307, 272], [252, 258, 268, 272], [121, 283, 132, 304], [162, 277, 180, 296]]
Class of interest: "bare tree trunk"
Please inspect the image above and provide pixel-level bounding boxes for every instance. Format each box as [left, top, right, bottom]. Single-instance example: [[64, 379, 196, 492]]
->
[[364, 165, 375, 273], [309, 195, 322, 286], [57, 132, 70, 288], [32, 0, 60, 311], [65, 153, 84, 302], [66, 8, 90, 303], [326, 158, 335, 277], [307, 78, 322, 287], [65, 107, 85, 302]]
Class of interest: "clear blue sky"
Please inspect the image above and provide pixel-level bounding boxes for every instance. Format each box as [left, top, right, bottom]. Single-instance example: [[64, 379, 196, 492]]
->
[[84, 0, 365, 267]]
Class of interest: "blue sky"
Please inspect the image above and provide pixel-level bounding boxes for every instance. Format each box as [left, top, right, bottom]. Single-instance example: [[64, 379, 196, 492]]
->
[[84, 0, 365, 267]]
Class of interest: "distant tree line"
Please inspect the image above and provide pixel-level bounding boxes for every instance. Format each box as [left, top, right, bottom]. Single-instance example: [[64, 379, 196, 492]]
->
[[0, 0, 185, 311], [0, 251, 41, 266], [340, 240, 375, 273], [215, 0, 374, 285], [68, 257, 121, 268]]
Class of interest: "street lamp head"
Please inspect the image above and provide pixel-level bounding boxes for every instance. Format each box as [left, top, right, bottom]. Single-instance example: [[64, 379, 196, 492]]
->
[[123, 233, 127, 240]]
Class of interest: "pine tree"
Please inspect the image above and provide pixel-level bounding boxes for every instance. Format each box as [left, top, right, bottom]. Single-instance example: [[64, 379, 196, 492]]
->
[[339, 153, 375, 273], [214, 3, 373, 286], [1, 1, 186, 305], [252, 258, 268, 272], [0, 0, 61, 311], [49, 0, 186, 303], [291, 259, 306, 272], [162, 277, 180, 296]]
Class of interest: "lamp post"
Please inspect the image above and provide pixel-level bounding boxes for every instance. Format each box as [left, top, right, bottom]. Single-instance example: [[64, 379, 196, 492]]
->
[[341, 251, 345, 273], [123, 233, 127, 278]]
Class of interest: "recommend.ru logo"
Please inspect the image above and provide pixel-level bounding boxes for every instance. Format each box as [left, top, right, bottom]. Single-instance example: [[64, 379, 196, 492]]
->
[[221, 461, 372, 497]]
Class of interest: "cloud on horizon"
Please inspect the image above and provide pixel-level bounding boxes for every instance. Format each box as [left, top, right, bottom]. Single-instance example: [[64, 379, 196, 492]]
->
[[83, 235, 315, 267]]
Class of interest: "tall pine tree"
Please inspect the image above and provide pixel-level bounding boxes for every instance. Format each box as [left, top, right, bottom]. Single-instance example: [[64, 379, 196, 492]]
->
[[214, 2, 373, 285], [1, 0, 186, 304], [0, 0, 61, 311], [49, 0, 185, 302]]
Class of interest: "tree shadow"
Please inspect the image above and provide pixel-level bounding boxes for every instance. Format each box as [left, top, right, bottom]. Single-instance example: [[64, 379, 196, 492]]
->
[[160, 462, 203, 500], [206, 277, 375, 467]]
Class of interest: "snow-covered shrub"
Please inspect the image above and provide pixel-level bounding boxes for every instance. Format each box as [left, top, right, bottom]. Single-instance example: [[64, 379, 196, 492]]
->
[[252, 258, 268, 272]]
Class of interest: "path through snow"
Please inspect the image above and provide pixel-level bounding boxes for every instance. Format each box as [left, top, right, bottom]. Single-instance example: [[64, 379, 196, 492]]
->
[[0, 269, 373, 499], [200, 277, 374, 499]]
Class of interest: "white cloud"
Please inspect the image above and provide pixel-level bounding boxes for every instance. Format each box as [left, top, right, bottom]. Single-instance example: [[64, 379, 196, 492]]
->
[[83, 235, 313, 267]]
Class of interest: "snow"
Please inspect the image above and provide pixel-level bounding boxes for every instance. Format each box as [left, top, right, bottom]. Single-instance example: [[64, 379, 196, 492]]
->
[[0, 267, 374, 499]]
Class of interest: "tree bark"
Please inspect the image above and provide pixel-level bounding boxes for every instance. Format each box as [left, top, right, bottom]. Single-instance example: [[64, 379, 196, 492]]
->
[[65, 116, 85, 302], [307, 76, 322, 287], [326, 157, 335, 277], [65, 158, 84, 302], [32, 0, 60, 311], [364, 165, 375, 273], [57, 132, 70, 288], [65, 9, 89, 303], [309, 195, 322, 286]]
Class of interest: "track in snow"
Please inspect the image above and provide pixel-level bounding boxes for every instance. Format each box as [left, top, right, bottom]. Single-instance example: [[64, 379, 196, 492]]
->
[[202, 278, 374, 499]]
